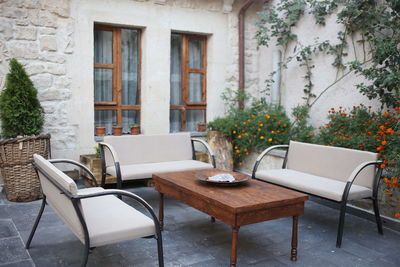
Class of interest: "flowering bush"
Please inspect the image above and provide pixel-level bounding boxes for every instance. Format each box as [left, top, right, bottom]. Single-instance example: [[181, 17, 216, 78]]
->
[[318, 105, 400, 192], [230, 103, 291, 165], [207, 102, 291, 166]]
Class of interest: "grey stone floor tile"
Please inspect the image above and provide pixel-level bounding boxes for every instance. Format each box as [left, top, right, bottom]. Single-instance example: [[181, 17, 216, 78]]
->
[[0, 220, 18, 239], [0, 259, 35, 267], [0, 237, 30, 264], [0, 206, 10, 219]]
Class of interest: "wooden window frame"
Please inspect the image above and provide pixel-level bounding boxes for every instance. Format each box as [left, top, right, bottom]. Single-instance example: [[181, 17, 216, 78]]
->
[[170, 34, 207, 131], [94, 24, 141, 124]]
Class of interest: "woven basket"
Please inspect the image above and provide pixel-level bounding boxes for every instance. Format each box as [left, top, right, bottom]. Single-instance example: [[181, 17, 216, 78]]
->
[[0, 134, 51, 202]]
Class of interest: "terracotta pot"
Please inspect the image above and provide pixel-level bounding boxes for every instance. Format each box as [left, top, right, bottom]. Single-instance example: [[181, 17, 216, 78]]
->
[[112, 126, 123, 136], [198, 123, 206, 132], [130, 126, 140, 135], [95, 126, 106, 136]]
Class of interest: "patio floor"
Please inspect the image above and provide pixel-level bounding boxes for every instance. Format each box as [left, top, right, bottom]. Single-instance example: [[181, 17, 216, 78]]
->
[[1, 184, 400, 267]]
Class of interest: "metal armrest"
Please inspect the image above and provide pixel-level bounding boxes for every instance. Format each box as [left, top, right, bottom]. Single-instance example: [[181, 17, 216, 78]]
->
[[252, 145, 289, 178], [191, 138, 216, 168], [98, 142, 121, 187], [73, 189, 162, 238], [344, 160, 383, 199], [50, 159, 98, 187], [98, 142, 120, 164]]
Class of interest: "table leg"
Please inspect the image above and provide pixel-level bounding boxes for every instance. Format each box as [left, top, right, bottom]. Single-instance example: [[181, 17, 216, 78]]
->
[[230, 226, 240, 267], [159, 192, 164, 231], [291, 215, 298, 261]]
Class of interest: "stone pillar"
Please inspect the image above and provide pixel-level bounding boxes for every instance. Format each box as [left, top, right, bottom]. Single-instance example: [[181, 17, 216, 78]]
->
[[207, 130, 233, 171]]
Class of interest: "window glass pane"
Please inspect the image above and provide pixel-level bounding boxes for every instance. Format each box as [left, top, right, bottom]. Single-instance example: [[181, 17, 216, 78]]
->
[[187, 110, 205, 132], [121, 29, 139, 105], [188, 73, 203, 102], [95, 110, 116, 135], [94, 30, 112, 64], [122, 110, 140, 132], [189, 39, 202, 69], [170, 34, 182, 105], [170, 110, 181, 133], [94, 68, 113, 102]]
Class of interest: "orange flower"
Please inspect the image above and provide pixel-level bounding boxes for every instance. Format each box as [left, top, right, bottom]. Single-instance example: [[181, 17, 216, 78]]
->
[[236, 150, 240, 153], [278, 120, 282, 124], [251, 114, 255, 118], [259, 123, 264, 127], [283, 124, 287, 127], [260, 136, 265, 140], [395, 213, 400, 218], [237, 135, 242, 139], [234, 146, 238, 149], [266, 114, 270, 119], [258, 128, 261, 131], [230, 161, 234, 165], [377, 146, 383, 151], [382, 140, 387, 145], [232, 130, 237, 134], [380, 164, 386, 169], [380, 125, 385, 131], [271, 131, 275, 134], [243, 122, 246, 125], [247, 119, 251, 122], [332, 116, 337, 120], [268, 138, 272, 142]]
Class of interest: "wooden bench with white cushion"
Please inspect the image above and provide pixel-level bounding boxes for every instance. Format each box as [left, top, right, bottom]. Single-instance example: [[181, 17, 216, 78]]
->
[[26, 155, 164, 267], [99, 133, 215, 188], [252, 141, 383, 247]]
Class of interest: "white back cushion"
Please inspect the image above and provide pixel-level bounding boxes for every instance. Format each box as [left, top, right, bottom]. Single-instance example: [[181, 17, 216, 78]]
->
[[286, 141, 377, 189], [33, 155, 84, 242], [103, 133, 193, 166]]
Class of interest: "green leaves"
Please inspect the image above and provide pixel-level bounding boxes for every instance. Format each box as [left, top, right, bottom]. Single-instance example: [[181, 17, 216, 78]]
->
[[0, 59, 44, 138], [256, 0, 400, 108]]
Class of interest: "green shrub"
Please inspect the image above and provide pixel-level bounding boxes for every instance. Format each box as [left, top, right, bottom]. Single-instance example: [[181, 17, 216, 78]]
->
[[207, 117, 235, 137], [290, 105, 315, 143], [0, 59, 44, 138]]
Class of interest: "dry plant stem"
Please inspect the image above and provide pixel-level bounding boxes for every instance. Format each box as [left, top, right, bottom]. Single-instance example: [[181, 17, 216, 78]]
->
[[310, 58, 372, 107]]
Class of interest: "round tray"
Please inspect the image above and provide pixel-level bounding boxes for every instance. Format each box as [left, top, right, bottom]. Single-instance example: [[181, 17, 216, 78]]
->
[[196, 170, 250, 187]]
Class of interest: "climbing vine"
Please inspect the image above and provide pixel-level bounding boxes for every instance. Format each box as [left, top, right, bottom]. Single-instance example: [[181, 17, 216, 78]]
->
[[255, 0, 400, 108]]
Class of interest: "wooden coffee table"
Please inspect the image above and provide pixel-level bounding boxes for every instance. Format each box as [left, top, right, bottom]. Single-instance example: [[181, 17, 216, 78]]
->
[[153, 169, 308, 266]]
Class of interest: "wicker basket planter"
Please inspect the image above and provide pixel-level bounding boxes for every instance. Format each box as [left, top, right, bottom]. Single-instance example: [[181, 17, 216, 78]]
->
[[0, 134, 51, 202]]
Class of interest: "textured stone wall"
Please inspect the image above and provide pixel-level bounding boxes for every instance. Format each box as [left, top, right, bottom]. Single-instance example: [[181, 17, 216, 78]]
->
[[0, 0, 76, 159]]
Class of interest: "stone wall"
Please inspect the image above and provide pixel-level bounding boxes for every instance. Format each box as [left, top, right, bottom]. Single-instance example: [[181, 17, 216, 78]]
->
[[0, 0, 76, 162]]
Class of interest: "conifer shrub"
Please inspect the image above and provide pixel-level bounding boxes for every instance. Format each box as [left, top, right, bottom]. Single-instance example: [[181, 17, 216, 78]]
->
[[0, 59, 44, 138]]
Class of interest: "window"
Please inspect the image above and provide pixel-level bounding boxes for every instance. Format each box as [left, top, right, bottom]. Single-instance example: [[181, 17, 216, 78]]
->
[[170, 33, 207, 132], [94, 25, 140, 134]]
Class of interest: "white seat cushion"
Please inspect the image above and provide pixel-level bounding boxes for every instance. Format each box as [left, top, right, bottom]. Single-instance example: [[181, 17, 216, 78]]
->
[[81, 189, 155, 247], [255, 169, 372, 202], [107, 160, 213, 181]]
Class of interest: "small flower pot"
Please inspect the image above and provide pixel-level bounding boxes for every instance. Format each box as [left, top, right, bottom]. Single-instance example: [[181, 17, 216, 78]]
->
[[130, 125, 140, 135], [95, 126, 106, 136], [198, 122, 206, 132], [112, 126, 123, 136]]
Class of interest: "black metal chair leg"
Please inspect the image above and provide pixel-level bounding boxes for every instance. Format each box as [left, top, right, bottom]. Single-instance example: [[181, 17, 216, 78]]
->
[[156, 234, 164, 267], [26, 197, 46, 249], [336, 201, 347, 248], [372, 198, 383, 234], [81, 243, 90, 267]]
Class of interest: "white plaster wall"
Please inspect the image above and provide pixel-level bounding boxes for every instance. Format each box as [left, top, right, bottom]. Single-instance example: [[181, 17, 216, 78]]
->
[[244, 1, 380, 127], [69, 0, 233, 159]]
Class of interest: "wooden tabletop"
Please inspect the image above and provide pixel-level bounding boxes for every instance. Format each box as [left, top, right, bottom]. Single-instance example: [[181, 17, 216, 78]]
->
[[153, 169, 308, 214]]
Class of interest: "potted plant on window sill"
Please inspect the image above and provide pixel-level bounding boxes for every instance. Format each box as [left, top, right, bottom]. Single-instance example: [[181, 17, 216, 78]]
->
[[0, 58, 51, 202], [95, 126, 106, 136], [198, 122, 206, 132], [129, 123, 140, 135], [112, 124, 123, 136]]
